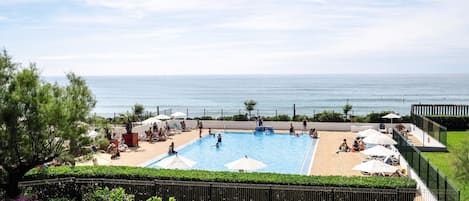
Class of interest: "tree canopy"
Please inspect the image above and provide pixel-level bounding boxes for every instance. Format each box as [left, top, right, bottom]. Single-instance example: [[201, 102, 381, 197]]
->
[[244, 99, 257, 119], [0, 50, 96, 198]]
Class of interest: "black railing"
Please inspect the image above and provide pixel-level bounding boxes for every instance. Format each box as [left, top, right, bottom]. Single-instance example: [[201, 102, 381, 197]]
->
[[411, 114, 447, 146], [411, 104, 469, 116], [393, 129, 460, 201], [0, 177, 417, 201]]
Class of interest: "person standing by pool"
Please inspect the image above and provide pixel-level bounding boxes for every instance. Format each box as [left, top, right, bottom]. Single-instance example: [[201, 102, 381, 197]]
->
[[217, 133, 222, 143], [258, 116, 263, 127], [198, 120, 203, 138], [165, 121, 170, 131], [289, 123, 295, 135], [302, 117, 307, 133]]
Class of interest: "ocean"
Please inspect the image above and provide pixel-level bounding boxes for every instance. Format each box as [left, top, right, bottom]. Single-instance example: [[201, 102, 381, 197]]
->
[[45, 74, 469, 118]]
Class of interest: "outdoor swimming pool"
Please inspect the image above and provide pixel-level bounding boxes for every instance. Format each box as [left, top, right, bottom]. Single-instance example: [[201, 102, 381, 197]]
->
[[146, 132, 318, 175]]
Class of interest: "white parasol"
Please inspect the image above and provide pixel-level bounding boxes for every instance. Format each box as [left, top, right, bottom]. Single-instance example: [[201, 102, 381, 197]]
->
[[363, 133, 397, 145], [382, 113, 401, 125], [357, 129, 382, 138], [225, 155, 267, 171], [171, 112, 187, 119], [352, 160, 398, 173], [361, 145, 396, 157], [141, 117, 162, 125], [155, 154, 196, 169], [155, 114, 171, 120]]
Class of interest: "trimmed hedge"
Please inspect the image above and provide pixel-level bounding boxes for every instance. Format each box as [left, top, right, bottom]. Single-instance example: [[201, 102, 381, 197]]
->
[[427, 116, 469, 131], [25, 166, 416, 189]]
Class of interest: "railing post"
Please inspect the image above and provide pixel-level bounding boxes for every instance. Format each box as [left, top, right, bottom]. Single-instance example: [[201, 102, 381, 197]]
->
[[209, 183, 212, 201], [444, 177, 448, 201], [396, 188, 399, 201], [418, 154, 421, 176], [269, 185, 272, 201], [154, 179, 158, 199], [436, 169, 439, 200], [426, 160, 430, 187]]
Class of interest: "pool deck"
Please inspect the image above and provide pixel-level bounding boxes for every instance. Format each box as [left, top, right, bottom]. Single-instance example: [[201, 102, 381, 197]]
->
[[78, 129, 367, 176], [310, 131, 367, 176]]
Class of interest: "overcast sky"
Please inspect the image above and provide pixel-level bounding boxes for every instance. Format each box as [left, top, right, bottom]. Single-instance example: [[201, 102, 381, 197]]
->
[[1, 0, 468, 76]]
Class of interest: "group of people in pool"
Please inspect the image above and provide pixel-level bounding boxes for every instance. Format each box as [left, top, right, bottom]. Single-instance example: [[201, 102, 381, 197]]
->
[[208, 128, 222, 148], [288, 122, 319, 138], [168, 128, 222, 154]]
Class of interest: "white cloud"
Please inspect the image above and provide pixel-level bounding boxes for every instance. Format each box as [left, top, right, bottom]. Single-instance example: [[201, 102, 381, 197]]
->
[[82, 0, 241, 12], [0, 16, 7, 21], [217, 13, 311, 30], [312, 0, 469, 58], [5, 0, 469, 75], [55, 14, 136, 25], [0, 0, 58, 5]]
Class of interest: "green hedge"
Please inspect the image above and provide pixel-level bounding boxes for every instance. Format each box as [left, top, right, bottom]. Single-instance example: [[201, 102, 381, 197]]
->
[[427, 116, 469, 131], [313, 111, 343, 122], [263, 114, 292, 121], [24, 166, 416, 189]]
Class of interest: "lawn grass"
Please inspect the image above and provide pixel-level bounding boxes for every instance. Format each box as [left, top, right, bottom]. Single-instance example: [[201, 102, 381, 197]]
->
[[423, 131, 469, 200]]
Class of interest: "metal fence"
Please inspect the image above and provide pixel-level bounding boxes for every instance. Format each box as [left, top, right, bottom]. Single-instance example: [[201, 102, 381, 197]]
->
[[0, 177, 417, 201], [112, 104, 358, 120], [411, 104, 469, 116], [411, 114, 448, 146], [392, 129, 460, 201]]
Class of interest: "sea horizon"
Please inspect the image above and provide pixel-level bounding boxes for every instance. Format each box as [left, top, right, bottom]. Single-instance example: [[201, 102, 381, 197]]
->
[[45, 74, 469, 118]]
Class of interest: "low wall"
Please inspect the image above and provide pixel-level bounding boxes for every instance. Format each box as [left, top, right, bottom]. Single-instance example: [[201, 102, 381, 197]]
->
[[115, 121, 413, 139], [179, 120, 411, 132]]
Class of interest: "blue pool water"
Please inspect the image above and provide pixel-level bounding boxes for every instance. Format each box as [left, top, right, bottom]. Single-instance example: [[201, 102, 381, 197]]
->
[[146, 132, 318, 175]]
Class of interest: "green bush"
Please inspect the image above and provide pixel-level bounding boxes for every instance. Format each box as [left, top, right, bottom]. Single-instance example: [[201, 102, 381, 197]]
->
[[263, 114, 292, 121], [97, 138, 110, 150], [314, 111, 344, 122], [146, 196, 176, 201], [351, 115, 366, 122], [83, 187, 134, 201], [217, 116, 233, 121], [294, 115, 312, 122], [25, 166, 416, 189], [146, 196, 163, 201], [199, 116, 213, 120], [365, 111, 395, 123], [427, 116, 469, 131], [232, 114, 248, 121]]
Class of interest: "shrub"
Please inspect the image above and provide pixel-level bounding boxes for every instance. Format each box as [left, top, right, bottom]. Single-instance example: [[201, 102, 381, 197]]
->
[[314, 111, 343, 122], [146, 196, 176, 201], [294, 115, 312, 122], [232, 114, 248, 121], [427, 116, 469, 131], [25, 166, 417, 189], [263, 114, 292, 121], [217, 116, 233, 120], [351, 115, 366, 122], [83, 187, 134, 201], [146, 196, 163, 201], [97, 138, 110, 150], [199, 116, 213, 120], [365, 111, 395, 123]]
